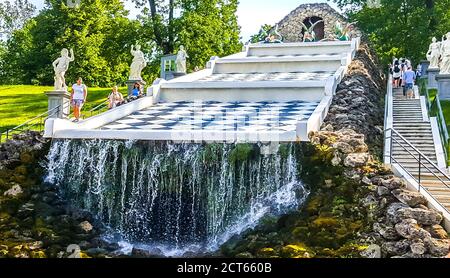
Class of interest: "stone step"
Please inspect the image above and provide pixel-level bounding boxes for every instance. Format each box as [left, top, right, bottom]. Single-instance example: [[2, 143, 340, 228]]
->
[[393, 112, 422, 114], [393, 116, 424, 119], [393, 116, 424, 118], [393, 157, 438, 163], [394, 162, 439, 170], [394, 133, 433, 137], [424, 189, 450, 197], [412, 173, 450, 181], [394, 142, 435, 146], [423, 183, 450, 190]]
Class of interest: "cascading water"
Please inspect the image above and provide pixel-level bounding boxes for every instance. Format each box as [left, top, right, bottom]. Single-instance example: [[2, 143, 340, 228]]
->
[[45, 140, 309, 255]]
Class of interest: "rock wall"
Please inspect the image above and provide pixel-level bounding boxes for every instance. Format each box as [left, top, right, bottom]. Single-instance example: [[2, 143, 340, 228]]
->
[[277, 3, 347, 42], [0, 132, 121, 258]]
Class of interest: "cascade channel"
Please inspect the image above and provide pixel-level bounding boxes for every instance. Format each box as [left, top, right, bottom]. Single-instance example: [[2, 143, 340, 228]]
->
[[45, 140, 309, 255]]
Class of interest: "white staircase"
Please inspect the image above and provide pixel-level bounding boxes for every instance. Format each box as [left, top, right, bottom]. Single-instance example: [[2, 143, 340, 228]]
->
[[390, 87, 450, 213]]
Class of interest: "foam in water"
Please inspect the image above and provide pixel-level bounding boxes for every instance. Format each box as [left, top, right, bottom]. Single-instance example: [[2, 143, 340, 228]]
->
[[45, 140, 309, 255]]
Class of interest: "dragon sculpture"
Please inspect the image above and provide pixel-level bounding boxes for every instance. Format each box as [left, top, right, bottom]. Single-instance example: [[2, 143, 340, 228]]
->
[[300, 19, 324, 42]]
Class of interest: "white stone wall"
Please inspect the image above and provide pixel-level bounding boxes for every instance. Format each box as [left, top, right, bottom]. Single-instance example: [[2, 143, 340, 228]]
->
[[277, 3, 348, 42]]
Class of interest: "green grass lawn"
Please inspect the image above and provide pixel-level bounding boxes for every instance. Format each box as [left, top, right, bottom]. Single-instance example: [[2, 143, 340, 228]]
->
[[0, 85, 126, 133]]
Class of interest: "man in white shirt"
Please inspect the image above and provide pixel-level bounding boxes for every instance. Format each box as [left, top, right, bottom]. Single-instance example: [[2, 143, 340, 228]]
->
[[70, 77, 87, 122]]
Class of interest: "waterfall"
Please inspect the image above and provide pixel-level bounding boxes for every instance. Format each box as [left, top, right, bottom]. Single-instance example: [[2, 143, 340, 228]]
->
[[46, 140, 309, 254]]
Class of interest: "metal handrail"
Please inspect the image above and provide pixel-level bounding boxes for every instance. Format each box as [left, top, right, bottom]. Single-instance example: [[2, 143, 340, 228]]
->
[[430, 95, 450, 162], [0, 104, 66, 143], [420, 82, 450, 165], [386, 128, 450, 213], [86, 100, 109, 118]]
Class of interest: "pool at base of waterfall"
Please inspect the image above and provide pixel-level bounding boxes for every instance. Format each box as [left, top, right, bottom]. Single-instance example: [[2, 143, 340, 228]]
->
[[45, 140, 309, 256]]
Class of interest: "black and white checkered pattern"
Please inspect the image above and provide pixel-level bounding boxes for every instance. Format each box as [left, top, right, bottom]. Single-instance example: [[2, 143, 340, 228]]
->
[[198, 72, 333, 82], [101, 101, 319, 132], [250, 53, 341, 58]]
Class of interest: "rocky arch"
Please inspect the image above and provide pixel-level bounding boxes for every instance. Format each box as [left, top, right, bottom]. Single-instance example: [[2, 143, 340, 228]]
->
[[277, 3, 347, 42], [302, 16, 325, 41]]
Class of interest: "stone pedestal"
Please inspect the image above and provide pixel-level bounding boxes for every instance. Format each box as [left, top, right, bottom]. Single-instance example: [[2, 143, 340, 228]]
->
[[428, 68, 440, 89], [173, 72, 186, 79], [45, 90, 71, 118], [126, 80, 146, 97], [436, 74, 450, 100], [420, 60, 430, 79]]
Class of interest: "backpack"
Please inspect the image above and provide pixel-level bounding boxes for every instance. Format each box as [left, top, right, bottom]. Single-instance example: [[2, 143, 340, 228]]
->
[[394, 65, 401, 73]]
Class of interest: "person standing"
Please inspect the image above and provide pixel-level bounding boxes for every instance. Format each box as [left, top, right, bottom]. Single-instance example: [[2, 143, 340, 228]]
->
[[70, 77, 87, 122], [392, 60, 402, 88], [402, 66, 416, 99]]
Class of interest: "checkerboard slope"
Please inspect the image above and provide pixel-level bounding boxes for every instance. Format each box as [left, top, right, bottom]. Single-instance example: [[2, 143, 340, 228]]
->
[[101, 100, 319, 133]]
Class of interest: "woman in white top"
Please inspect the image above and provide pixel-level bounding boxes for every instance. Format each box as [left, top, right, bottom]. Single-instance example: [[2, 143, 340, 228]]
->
[[70, 77, 87, 122], [108, 86, 124, 109]]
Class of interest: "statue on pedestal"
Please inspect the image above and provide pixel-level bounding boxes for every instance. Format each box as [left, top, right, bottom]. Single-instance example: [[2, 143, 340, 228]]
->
[[440, 32, 450, 74], [52, 48, 74, 91], [427, 37, 442, 69], [176, 45, 189, 74], [129, 44, 147, 80], [300, 19, 324, 42]]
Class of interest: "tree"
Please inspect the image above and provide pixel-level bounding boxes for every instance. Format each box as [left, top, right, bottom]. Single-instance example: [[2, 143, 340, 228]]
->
[[329, 0, 450, 65], [133, 0, 242, 72], [177, 0, 242, 71], [249, 24, 273, 43], [1, 0, 141, 86], [0, 0, 36, 40]]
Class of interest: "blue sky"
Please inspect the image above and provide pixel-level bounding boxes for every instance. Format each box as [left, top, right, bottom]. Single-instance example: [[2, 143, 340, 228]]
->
[[30, 0, 340, 41]]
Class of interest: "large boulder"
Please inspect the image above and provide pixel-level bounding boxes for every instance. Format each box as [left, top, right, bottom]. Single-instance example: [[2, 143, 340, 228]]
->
[[396, 208, 443, 226], [386, 202, 409, 223], [410, 240, 426, 255], [344, 153, 369, 167], [424, 237, 450, 257], [381, 240, 410, 256], [361, 244, 381, 258], [381, 177, 406, 190], [394, 218, 431, 240], [391, 189, 428, 207], [373, 223, 400, 240], [332, 142, 354, 154], [424, 225, 448, 239]]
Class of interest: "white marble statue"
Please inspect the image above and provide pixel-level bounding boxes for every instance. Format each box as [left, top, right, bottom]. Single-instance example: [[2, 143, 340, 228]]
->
[[427, 37, 442, 69], [440, 32, 450, 74], [52, 48, 74, 90], [129, 44, 147, 80], [176, 45, 189, 74]]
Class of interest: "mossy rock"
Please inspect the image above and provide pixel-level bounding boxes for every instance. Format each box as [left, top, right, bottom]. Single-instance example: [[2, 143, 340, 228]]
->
[[291, 226, 309, 240], [228, 144, 258, 165], [305, 196, 322, 215], [280, 244, 314, 258], [11, 174, 26, 184], [235, 252, 253, 258], [20, 153, 34, 164], [14, 166, 28, 176], [311, 217, 339, 229], [31, 250, 46, 258], [256, 247, 278, 258], [79, 251, 91, 258], [319, 243, 367, 258]]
